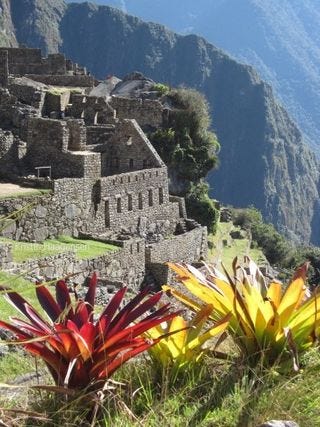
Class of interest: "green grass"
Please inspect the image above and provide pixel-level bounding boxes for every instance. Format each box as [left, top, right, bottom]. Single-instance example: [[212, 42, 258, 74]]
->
[[13, 351, 319, 427], [0, 352, 38, 384], [0, 236, 118, 262], [0, 273, 48, 387], [0, 272, 42, 320], [209, 221, 266, 270], [0, 220, 317, 426], [0, 189, 52, 200], [0, 270, 318, 426]]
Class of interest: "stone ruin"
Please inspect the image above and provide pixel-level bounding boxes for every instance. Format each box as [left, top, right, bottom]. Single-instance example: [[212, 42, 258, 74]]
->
[[0, 47, 208, 292]]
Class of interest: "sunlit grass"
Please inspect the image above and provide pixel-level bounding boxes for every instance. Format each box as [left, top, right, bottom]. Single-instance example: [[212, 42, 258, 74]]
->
[[209, 221, 266, 269], [0, 189, 52, 200], [0, 272, 42, 320], [0, 331, 318, 426], [0, 235, 118, 262]]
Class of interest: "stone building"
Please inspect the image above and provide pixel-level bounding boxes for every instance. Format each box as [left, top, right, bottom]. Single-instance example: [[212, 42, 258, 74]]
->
[[0, 47, 207, 291]]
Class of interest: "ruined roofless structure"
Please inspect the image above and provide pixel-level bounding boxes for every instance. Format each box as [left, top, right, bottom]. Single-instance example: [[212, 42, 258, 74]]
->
[[0, 47, 208, 292]]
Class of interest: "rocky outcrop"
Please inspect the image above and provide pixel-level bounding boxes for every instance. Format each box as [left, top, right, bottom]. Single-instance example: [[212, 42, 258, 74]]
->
[[2, 0, 320, 243]]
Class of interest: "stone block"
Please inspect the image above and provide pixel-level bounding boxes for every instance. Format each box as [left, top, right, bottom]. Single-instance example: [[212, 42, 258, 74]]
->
[[33, 226, 48, 242], [35, 205, 47, 219]]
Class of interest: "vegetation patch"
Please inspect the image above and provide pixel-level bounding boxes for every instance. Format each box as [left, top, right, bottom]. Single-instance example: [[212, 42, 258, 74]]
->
[[0, 259, 319, 426], [0, 235, 118, 262], [209, 221, 266, 270], [0, 272, 42, 320], [152, 82, 170, 96], [231, 206, 320, 283], [149, 87, 220, 233], [0, 189, 52, 200]]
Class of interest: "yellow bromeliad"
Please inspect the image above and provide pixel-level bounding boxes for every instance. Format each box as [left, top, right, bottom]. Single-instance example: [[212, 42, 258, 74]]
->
[[163, 258, 320, 370], [146, 304, 230, 373]]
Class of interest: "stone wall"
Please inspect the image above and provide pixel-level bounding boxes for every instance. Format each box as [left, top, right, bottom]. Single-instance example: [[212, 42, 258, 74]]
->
[[1, 237, 145, 291], [26, 75, 94, 87], [0, 130, 22, 178], [0, 193, 55, 241], [86, 125, 115, 146], [146, 227, 208, 284], [0, 169, 181, 241], [169, 195, 187, 218], [110, 96, 164, 129], [0, 243, 13, 270], [66, 120, 87, 151], [8, 82, 45, 112], [0, 50, 9, 87], [0, 179, 105, 242], [44, 91, 71, 116], [0, 88, 38, 140], [71, 94, 116, 124], [25, 118, 101, 178], [98, 168, 180, 234], [101, 119, 165, 175], [0, 48, 89, 79]]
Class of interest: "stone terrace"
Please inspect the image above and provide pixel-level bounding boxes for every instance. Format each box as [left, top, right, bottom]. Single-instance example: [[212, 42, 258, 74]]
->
[[0, 47, 208, 289]]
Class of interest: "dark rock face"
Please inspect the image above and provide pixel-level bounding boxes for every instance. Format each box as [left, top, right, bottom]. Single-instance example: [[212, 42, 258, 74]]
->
[[10, 0, 66, 54], [2, 0, 320, 243]]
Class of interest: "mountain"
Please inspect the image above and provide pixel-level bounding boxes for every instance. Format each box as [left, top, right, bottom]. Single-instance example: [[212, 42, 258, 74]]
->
[[76, 0, 320, 157], [10, 0, 66, 53], [0, 0, 17, 46], [1, 0, 320, 244]]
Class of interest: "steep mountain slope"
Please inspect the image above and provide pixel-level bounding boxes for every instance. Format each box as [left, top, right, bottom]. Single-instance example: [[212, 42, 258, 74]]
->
[[10, 0, 66, 54], [78, 0, 320, 156], [0, 0, 17, 46], [3, 0, 320, 244]]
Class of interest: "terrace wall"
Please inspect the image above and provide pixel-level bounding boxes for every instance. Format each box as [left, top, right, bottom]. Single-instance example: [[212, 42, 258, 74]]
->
[[1, 238, 145, 290]]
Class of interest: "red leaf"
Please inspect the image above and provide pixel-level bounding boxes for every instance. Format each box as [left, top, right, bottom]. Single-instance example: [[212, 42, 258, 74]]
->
[[36, 284, 62, 322], [107, 291, 163, 336], [0, 286, 41, 323], [54, 324, 80, 359], [25, 304, 52, 335], [99, 287, 127, 323], [96, 340, 155, 380], [56, 280, 73, 318], [98, 311, 178, 353], [73, 301, 89, 328], [0, 319, 32, 340], [84, 273, 97, 318]]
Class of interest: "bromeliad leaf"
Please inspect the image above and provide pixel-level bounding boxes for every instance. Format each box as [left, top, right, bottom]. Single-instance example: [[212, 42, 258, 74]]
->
[[0, 275, 179, 391], [146, 304, 230, 374], [165, 258, 320, 370]]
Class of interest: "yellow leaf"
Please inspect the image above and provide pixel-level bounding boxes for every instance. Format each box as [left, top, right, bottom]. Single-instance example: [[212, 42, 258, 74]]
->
[[278, 278, 305, 325]]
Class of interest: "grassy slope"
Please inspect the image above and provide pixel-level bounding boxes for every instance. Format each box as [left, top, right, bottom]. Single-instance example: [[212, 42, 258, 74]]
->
[[0, 235, 118, 262], [0, 272, 41, 320], [0, 189, 52, 200], [9, 350, 317, 426], [0, 273, 48, 384], [209, 221, 266, 270]]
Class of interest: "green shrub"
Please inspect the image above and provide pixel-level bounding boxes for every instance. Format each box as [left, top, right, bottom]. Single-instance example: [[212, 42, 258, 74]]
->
[[232, 207, 292, 265], [185, 182, 219, 234], [152, 83, 170, 96], [149, 87, 220, 233]]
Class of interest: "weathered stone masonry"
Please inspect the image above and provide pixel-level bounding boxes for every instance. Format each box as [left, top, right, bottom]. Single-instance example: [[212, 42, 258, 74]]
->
[[0, 47, 208, 288], [2, 238, 145, 291]]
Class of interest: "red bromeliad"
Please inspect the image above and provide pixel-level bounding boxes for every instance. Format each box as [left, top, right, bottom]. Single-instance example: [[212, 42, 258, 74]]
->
[[0, 274, 179, 390]]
